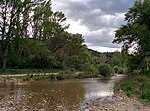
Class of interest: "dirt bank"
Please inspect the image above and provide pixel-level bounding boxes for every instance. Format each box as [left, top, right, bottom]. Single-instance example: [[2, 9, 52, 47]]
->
[[81, 91, 150, 111]]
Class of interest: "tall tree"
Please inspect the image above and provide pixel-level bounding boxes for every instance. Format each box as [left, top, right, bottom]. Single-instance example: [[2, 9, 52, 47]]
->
[[113, 0, 150, 72], [32, 0, 68, 40], [0, 0, 29, 68], [0, 0, 51, 69]]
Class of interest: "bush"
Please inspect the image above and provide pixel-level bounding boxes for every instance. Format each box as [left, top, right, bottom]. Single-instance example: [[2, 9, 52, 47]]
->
[[123, 67, 130, 74], [118, 68, 123, 74], [80, 63, 96, 74], [98, 64, 112, 77], [113, 65, 119, 73], [113, 66, 125, 74]]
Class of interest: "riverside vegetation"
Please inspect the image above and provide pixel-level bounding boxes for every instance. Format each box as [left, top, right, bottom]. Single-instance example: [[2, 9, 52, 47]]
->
[[0, 0, 150, 105], [113, 0, 150, 104]]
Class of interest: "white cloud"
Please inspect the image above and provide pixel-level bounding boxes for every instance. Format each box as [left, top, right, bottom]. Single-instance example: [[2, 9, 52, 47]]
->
[[88, 46, 121, 52], [51, 0, 135, 52], [66, 19, 88, 34]]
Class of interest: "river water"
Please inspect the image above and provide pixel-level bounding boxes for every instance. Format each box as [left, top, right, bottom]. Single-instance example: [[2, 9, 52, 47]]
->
[[0, 75, 123, 111]]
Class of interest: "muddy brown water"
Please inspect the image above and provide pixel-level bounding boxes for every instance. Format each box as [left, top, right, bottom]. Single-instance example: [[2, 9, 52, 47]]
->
[[0, 75, 123, 111]]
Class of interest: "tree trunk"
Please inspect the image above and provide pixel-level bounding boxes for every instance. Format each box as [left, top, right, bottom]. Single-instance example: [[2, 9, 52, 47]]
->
[[2, 43, 9, 69]]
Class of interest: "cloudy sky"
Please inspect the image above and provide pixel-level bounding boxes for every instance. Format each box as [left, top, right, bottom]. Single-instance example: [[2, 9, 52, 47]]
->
[[51, 0, 136, 52]]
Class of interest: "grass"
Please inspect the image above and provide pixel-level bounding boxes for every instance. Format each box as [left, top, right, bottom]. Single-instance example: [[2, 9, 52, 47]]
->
[[0, 69, 59, 74], [0, 75, 30, 81], [0, 69, 99, 81], [115, 74, 150, 104]]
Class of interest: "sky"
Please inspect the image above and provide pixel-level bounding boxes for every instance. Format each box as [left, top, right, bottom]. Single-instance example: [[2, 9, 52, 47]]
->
[[51, 0, 136, 52]]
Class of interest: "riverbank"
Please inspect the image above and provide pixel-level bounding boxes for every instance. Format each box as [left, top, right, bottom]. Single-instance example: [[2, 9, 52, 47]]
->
[[115, 74, 150, 104], [0, 71, 98, 82], [80, 74, 150, 111], [0, 68, 59, 74], [81, 91, 150, 111]]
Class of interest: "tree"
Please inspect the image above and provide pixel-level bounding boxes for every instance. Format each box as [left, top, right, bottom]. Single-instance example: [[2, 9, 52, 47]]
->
[[0, 0, 68, 69], [0, 0, 34, 69], [32, 1, 69, 40], [113, 0, 150, 72], [0, 0, 100, 71], [111, 51, 128, 67]]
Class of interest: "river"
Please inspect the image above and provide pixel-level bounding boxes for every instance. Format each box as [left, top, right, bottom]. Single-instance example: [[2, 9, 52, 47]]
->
[[0, 75, 123, 111]]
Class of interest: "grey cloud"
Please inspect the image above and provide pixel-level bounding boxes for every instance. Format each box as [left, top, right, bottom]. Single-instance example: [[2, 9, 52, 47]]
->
[[52, 0, 135, 49], [80, 12, 125, 31], [53, 0, 135, 30], [84, 28, 121, 48], [88, 0, 135, 14]]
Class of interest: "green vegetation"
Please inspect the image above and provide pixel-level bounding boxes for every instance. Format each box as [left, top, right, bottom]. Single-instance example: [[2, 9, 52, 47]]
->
[[0, 0, 90, 70], [0, 71, 98, 81], [115, 75, 150, 103], [113, 0, 150, 74], [0, 0, 120, 77], [113, 65, 124, 74], [52, 73, 98, 80], [113, 0, 150, 103], [98, 64, 113, 77], [113, 66, 119, 73], [0, 75, 30, 80], [0, 68, 58, 74]]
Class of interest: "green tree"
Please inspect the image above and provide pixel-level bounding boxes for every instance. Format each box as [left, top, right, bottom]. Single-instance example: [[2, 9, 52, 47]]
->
[[0, 0, 38, 69], [111, 51, 128, 69], [0, 0, 100, 72], [113, 0, 150, 73], [32, 0, 68, 40], [0, 0, 69, 69]]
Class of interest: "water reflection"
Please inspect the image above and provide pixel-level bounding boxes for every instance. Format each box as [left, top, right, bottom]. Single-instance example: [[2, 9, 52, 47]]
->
[[83, 75, 123, 100], [0, 75, 123, 110]]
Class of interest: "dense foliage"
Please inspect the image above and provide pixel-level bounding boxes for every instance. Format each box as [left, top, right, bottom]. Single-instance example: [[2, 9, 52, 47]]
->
[[98, 64, 112, 77], [113, 0, 150, 103], [113, 0, 150, 74], [0, 0, 91, 70]]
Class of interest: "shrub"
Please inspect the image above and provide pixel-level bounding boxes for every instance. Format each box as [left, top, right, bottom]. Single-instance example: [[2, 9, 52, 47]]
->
[[118, 68, 123, 74], [80, 63, 96, 74], [98, 64, 112, 77], [123, 67, 130, 74], [113, 65, 119, 73]]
